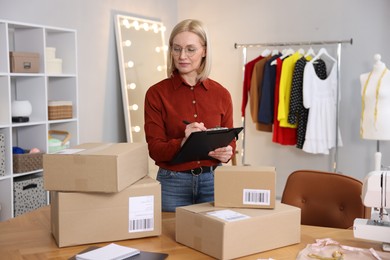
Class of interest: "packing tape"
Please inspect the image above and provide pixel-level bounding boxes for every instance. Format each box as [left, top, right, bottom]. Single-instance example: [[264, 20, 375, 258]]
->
[[77, 143, 114, 155]]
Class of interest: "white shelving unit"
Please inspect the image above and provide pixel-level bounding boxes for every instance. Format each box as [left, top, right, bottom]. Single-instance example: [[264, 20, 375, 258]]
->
[[0, 20, 79, 221]]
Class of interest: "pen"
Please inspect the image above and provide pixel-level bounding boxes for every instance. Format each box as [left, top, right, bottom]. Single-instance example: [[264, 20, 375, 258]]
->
[[183, 120, 190, 125]]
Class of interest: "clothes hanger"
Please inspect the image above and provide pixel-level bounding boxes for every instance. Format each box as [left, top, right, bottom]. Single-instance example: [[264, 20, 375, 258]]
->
[[304, 47, 316, 58], [271, 49, 280, 56], [310, 47, 336, 63], [261, 48, 271, 57], [271, 48, 294, 65]]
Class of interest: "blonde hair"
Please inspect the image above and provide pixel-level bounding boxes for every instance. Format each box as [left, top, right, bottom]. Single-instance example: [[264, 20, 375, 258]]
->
[[167, 19, 212, 82]]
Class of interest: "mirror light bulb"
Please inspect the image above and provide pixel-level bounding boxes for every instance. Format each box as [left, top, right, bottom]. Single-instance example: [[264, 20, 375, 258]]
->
[[152, 24, 159, 33], [127, 83, 136, 90], [133, 20, 140, 30], [129, 104, 139, 110], [122, 19, 130, 28], [124, 40, 132, 47], [132, 126, 141, 132], [127, 61, 134, 68]]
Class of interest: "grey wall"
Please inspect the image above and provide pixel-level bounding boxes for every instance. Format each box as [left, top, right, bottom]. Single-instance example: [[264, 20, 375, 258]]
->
[[177, 0, 390, 196], [0, 0, 178, 143], [2, 0, 390, 197]]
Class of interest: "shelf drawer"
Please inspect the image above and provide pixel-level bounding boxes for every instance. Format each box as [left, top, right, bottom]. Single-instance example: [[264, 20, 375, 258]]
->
[[14, 173, 47, 217]]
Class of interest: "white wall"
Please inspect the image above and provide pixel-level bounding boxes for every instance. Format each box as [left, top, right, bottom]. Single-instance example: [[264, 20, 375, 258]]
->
[[2, 0, 390, 198], [0, 0, 178, 142], [177, 0, 390, 197]]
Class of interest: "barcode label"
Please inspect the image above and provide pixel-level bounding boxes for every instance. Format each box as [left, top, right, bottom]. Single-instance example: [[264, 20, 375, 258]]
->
[[129, 196, 154, 233], [129, 218, 153, 232], [243, 189, 270, 205]]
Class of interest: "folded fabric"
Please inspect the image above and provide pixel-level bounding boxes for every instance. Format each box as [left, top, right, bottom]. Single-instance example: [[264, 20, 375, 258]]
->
[[296, 238, 389, 260]]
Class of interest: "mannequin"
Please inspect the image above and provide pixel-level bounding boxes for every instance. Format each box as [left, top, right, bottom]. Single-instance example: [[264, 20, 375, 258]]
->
[[360, 54, 390, 140]]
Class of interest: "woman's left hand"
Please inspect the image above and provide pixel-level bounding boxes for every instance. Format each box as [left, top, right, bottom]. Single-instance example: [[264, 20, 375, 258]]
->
[[208, 145, 233, 163]]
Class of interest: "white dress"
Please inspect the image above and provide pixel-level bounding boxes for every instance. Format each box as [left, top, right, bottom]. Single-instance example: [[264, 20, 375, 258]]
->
[[302, 61, 343, 154]]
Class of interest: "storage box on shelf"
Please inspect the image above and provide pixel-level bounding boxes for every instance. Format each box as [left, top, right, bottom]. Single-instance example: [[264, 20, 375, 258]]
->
[[45, 47, 62, 74], [48, 130, 71, 154], [13, 173, 47, 217], [0, 19, 78, 221], [9, 52, 40, 73], [48, 100, 73, 120], [12, 150, 43, 174]]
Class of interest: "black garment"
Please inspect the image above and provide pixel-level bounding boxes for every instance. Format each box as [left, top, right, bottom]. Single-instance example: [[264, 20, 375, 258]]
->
[[288, 57, 327, 149]]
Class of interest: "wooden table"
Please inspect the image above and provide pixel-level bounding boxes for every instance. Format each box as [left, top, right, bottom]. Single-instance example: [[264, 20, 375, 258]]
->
[[0, 206, 386, 259]]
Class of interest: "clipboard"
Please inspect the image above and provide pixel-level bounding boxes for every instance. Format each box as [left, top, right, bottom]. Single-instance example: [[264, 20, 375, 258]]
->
[[170, 127, 243, 164]]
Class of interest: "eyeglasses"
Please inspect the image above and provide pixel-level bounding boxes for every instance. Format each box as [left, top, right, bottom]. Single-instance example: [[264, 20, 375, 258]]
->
[[171, 45, 202, 57]]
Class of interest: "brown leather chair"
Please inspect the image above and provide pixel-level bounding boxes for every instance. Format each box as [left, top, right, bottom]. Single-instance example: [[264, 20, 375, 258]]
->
[[281, 170, 370, 229]]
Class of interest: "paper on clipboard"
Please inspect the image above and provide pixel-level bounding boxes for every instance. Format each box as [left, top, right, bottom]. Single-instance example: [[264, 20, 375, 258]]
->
[[170, 127, 243, 164]]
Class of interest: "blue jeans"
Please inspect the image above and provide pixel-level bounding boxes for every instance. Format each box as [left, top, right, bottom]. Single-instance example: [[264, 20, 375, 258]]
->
[[156, 167, 215, 212]]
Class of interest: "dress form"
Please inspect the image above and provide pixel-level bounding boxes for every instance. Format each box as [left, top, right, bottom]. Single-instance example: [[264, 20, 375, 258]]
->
[[360, 54, 390, 141]]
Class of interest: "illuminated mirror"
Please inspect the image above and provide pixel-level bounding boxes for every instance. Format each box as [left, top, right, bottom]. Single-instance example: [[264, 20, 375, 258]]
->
[[114, 14, 167, 142]]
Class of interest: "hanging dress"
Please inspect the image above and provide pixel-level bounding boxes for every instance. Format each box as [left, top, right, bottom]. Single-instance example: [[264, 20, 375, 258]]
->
[[288, 57, 327, 149], [272, 57, 297, 145], [250, 55, 272, 131], [241, 55, 265, 117], [278, 52, 302, 128], [258, 54, 281, 126], [302, 61, 343, 154]]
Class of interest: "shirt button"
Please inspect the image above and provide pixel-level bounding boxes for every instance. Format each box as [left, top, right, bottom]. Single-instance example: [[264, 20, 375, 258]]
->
[[197, 161, 200, 164], [190, 87, 194, 91], [193, 114, 198, 118], [192, 100, 196, 104]]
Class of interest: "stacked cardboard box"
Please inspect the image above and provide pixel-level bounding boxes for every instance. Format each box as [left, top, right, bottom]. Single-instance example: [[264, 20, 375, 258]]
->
[[176, 165, 301, 260], [215, 166, 276, 209], [43, 142, 161, 247]]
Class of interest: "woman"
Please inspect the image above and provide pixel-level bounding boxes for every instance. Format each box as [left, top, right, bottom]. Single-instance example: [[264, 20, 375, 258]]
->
[[144, 19, 236, 212]]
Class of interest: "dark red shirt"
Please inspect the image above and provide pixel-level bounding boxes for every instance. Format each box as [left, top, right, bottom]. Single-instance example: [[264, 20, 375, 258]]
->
[[144, 71, 235, 171]]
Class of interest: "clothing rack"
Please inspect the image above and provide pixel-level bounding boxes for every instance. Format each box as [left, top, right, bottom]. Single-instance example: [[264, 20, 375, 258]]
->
[[235, 38, 353, 172]]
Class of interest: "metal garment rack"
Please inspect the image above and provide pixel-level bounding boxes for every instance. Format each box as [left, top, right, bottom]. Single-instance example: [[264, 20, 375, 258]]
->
[[235, 38, 353, 172]]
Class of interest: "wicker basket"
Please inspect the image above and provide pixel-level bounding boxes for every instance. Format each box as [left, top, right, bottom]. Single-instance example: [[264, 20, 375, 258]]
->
[[13, 151, 43, 173], [48, 101, 73, 120], [48, 130, 71, 153]]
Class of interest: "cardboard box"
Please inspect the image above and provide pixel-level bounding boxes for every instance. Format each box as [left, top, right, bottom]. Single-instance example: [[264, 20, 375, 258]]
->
[[43, 143, 148, 192], [176, 201, 301, 260], [51, 176, 161, 247], [9, 52, 40, 73], [214, 166, 276, 209]]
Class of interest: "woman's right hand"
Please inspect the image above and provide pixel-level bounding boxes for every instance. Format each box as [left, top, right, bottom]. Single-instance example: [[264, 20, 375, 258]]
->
[[181, 122, 207, 146]]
